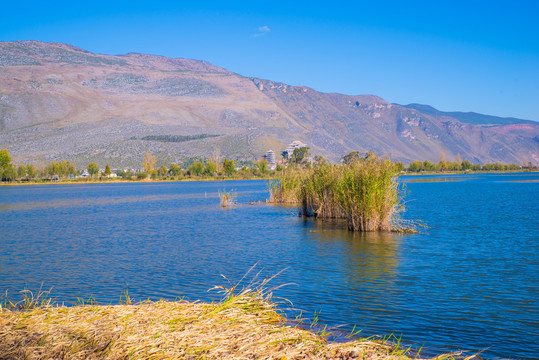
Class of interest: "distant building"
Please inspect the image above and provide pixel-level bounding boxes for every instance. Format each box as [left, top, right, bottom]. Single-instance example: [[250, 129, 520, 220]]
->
[[265, 150, 276, 170], [284, 140, 307, 160]]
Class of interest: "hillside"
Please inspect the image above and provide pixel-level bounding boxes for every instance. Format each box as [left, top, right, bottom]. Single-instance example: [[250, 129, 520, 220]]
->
[[1, 41, 538, 168], [399, 103, 538, 126]]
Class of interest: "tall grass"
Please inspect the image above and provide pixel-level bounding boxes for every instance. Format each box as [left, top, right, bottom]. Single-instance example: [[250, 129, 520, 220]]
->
[[218, 189, 232, 207], [270, 155, 402, 231]]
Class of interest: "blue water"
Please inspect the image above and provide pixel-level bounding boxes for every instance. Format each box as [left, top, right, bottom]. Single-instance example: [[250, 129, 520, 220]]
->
[[0, 173, 538, 359]]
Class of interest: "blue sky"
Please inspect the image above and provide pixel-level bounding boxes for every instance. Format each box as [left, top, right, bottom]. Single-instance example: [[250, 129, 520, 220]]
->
[[1, 0, 538, 120]]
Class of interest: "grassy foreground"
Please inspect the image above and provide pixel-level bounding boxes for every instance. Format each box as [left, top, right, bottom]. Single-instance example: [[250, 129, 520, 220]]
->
[[0, 288, 464, 360]]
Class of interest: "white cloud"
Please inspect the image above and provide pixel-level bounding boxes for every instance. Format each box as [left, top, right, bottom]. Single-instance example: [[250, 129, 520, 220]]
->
[[253, 25, 271, 37]]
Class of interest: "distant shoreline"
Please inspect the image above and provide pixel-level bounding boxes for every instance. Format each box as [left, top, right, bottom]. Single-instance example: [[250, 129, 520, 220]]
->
[[1, 170, 537, 187], [0, 176, 275, 186]]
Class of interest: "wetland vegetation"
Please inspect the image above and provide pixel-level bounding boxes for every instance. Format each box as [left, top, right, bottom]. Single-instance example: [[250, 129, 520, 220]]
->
[[269, 154, 403, 232], [0, 275, 462, 360]]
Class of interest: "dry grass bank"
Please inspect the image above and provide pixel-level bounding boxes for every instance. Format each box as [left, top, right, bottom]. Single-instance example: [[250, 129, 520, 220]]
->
[[0, 287, 466, 360], [0, 300, 412, 360]]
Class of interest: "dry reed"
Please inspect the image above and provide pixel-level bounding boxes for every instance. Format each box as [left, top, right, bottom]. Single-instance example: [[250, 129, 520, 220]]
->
[[219, 189, 233, 208], [0, 268, 461, 360], [0, 299, 438, 360]]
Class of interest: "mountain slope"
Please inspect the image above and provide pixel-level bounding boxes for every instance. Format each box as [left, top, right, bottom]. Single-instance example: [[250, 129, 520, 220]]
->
[[399, 103, 537, 126], [1, 41, 538, 168]]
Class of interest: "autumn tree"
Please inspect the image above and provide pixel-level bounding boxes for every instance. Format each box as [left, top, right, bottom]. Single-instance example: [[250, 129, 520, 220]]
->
[[456, 153, 462, 165], [439, 152, 446, 163], [142, 150, 157, 173]]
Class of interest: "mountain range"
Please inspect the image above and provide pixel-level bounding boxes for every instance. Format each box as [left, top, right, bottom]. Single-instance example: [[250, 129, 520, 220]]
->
[[1, 41, 538, 168]]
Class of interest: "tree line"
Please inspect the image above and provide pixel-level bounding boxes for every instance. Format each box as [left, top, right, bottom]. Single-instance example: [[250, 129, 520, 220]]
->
[[0, 149, 281, 182], [404, 152, 532, 172], [0, 148, 536, 183]]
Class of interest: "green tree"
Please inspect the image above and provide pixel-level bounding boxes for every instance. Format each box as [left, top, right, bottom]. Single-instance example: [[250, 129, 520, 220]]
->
[[17, 165, 27, 179], [223, 158, 236, 176], [188, 161, 204, 176], [461, 160, 472, 170], [408, 160, 423, 172], [104, 163, 112, 177], [314, 155, 327, 166], [169, 163, 182, 176], [0, 148, 11, 169], [121, 169, 134, 179], [423, 160, 436, 171], [157, 165, 168, 177], [256, 159, 268, 174], [342, 151, 361, 164], [87, 162, 99, 177], [25, 164, 38, 179], [1, 165, 16, 182], [291, 147, 310, 164], [203, 161, 217, 176], [394, 161, 405, 172], [45, 160, 76, 178]]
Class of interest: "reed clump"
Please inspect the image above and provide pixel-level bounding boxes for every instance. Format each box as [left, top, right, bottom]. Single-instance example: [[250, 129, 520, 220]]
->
[[219, 189, 233, 207], [270, 155, 402, 232]]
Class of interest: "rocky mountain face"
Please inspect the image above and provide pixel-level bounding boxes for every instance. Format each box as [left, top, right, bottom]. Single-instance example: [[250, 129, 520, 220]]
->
[[1, 41, 538, 168]]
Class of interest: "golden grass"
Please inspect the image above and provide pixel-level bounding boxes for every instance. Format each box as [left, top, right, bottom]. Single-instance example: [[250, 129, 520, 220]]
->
[[0, 271, 469, 360], [0, 296, 438, 360]]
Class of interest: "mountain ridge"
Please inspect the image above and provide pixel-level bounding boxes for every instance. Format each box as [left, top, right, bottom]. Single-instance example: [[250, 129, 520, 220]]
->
[[1, 40, 538, 168], [398, 103, 537, 126]]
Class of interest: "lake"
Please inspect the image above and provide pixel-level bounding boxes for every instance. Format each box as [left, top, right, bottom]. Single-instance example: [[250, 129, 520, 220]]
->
[[0, 173, 538, 359]]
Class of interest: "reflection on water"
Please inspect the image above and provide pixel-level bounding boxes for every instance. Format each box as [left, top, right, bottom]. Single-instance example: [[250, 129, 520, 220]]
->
[[308, 219, 399, 285], [1, 192, 216, 211], [1, 174, 538, 359]]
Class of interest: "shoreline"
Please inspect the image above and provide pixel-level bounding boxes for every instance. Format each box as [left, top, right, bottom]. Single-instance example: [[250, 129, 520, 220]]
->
[[0, 176, 275, 187], [0, 296, 457, 360], [1, 170, 537, 187]]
